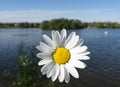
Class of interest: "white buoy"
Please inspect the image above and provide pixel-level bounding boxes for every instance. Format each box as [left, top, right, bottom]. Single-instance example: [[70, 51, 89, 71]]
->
[[104, 31, 108, 35]]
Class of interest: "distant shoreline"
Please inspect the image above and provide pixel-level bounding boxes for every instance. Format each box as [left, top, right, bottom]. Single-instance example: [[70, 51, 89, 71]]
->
[[1, 18, 120, 29]]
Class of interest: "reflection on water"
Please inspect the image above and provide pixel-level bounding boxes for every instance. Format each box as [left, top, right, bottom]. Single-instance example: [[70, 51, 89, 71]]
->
[[0, 28, 120, 87]]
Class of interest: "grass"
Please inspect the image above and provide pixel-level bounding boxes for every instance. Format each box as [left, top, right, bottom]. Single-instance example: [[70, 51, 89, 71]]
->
[[2, 43, 66, 87]]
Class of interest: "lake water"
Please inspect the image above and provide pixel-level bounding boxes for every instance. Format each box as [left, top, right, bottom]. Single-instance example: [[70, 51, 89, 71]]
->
[[0, 28, 120, 87]]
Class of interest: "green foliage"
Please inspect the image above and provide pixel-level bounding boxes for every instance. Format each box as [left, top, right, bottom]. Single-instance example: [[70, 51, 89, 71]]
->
[[0, 23, 14, 28], [16, 22, 40, 28], [3, 43, 64, 87], [40, 20, 50, 29], [87, 22, 120, 29], [1, 18, 120, 29], [40, 18, 120, 29], [0, 22, 40, 28], [40, 18, 83, 29]]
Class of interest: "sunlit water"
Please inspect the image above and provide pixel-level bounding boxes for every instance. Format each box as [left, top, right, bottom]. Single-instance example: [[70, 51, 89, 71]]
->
[[0, 28, 120, 87]]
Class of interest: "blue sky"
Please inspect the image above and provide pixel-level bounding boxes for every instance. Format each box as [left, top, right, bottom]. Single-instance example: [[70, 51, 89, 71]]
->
[[0, 0, 120, 22]]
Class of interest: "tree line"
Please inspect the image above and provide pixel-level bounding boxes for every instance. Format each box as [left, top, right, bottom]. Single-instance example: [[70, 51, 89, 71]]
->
[[0, 18, 120, 29], [0, 22, 40, 28], [40, 18, 120, 29]]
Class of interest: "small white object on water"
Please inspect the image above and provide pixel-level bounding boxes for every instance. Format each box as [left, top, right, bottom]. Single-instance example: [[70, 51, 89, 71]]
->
[[104, 31, 108, 35]]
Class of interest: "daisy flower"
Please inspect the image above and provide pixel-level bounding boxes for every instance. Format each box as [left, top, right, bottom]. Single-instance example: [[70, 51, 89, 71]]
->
[[36, 29, 90, 83]]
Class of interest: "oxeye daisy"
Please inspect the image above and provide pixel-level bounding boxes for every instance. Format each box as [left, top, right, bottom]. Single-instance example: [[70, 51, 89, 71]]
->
[[36, 29, 90, 83]]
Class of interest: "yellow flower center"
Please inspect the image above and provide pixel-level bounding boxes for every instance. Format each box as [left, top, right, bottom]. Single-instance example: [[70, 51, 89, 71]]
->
[[53, 47, 70, 64]]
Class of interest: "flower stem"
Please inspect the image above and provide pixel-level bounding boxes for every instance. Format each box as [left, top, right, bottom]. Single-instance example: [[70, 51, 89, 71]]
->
[[52, 81, 54, 87]]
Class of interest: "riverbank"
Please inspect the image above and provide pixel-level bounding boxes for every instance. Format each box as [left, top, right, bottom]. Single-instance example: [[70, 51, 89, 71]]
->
[[1, 18, 120, 29]]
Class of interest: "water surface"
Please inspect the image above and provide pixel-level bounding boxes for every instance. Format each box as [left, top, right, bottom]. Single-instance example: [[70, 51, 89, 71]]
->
[[0, 28, 120, 87]]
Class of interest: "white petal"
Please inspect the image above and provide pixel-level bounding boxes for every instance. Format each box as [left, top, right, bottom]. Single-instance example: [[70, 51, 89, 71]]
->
[[36, 46, 42, 51], [71, 54, 90, 60], [77, 46, 88, 53], [61, 29, 67, 45], [36, 53, 51, 59], [36, 53, 45, 58], [65, 32, 76, 49], [56, 31, 61, 40], [78, 51, 90, 56], [67, 35, 79, 49], [65, 63, 79, 78], [58, 65, 65, 82], [47, 63, 55, 78], [41, 61, 53, 74], [61, 29, 67, 40], [69, 59, 86, 69], [47, 63, 56, 78], [36, 43, 53, 55], [52, 30, 61, 47], [52, 64, 60, 82], [40, 42, 52, 53], [43, 34, 54, 47], [64, 66, 70, 83], [73, 39, 84, 48], [36, 45, 45, 52], [70, 46, 88, 54], [38, 58, 52, 66], [40, 42, 48, 48], [42, 71, 46, 75]]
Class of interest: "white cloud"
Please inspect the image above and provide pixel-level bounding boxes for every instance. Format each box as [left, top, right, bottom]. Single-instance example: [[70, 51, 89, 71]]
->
[[0, 10, 76, 22], [0, 9, 120, 23]]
